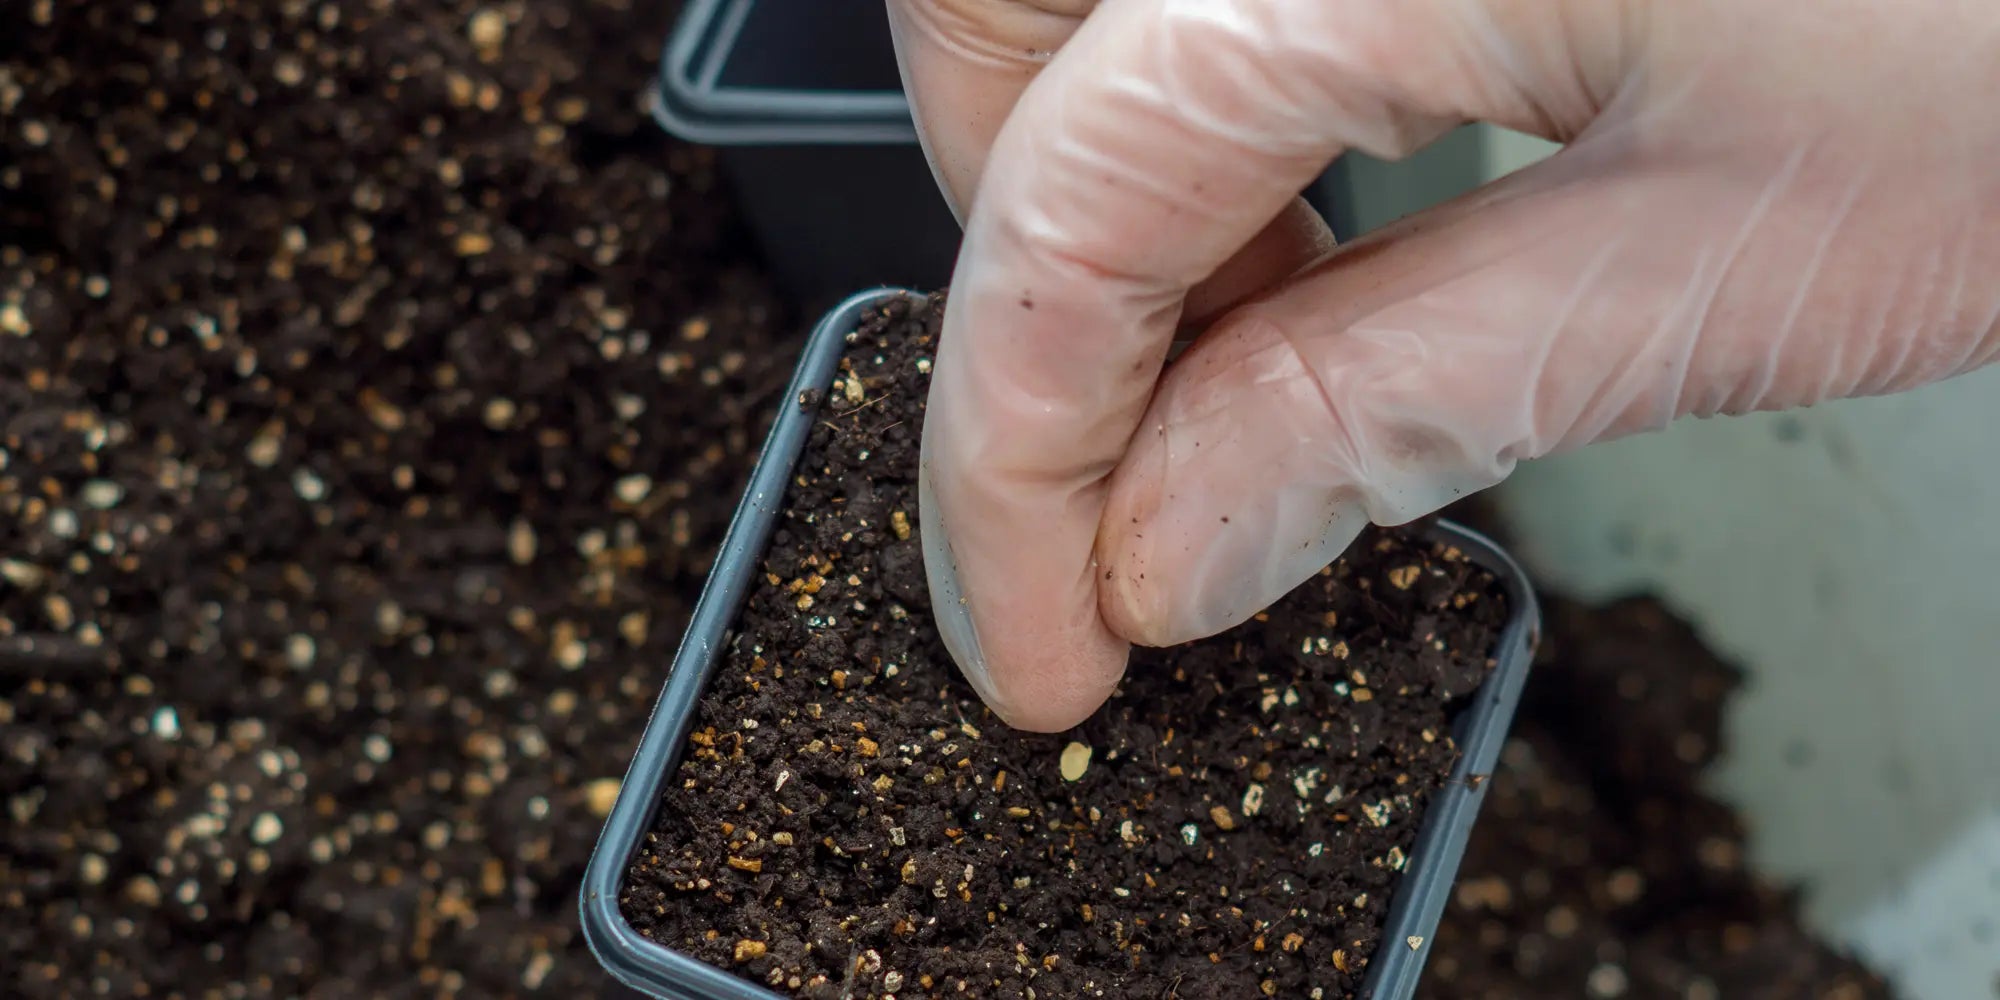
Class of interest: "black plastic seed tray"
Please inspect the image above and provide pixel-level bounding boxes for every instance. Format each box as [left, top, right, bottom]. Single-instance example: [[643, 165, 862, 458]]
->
[[648, 0, 958, 308], [580, 288, 1541, 1000]]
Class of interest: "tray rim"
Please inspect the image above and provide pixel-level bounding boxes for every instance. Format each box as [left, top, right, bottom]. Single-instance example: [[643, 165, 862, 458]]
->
[[579, 287, 1541, 1000], [651, 0, 919, 146]]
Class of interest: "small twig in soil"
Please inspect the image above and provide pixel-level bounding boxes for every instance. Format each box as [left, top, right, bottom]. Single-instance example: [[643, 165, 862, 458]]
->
[[836, 945, 861, 1000], [835, 393, 888, 418]]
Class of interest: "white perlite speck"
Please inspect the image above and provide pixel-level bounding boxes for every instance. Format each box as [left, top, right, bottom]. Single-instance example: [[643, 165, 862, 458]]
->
[[613, 474, 652, 505], [1292, 767, 1321, 799], [250, 813, 283, 845], [80, 480, 123, 509], [292, 468, 326, 502], [152, 706, 180, 740], [285, 634, 316, 670], [1241, 783, 1266, 817], [1586, 963, 1629, 998]]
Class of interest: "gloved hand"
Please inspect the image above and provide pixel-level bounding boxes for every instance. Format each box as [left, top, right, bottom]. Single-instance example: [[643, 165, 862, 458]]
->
[[887, 0, 2000, 733]]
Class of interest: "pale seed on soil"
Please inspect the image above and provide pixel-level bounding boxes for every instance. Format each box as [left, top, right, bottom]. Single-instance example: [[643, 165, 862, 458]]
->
[[1059, 742, 1091, 782], [81, 480, 123, 509]]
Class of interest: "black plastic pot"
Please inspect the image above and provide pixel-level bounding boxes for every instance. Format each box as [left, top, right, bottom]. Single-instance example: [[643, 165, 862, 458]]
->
[[650, 0, 960, 309], [580, 288, 1542, 1000], [648, 0, 1369, 310]]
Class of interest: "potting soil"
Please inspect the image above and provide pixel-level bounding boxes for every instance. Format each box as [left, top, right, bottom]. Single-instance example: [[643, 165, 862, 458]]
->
[[620, 294, 1512, 999], [2, 1, 793, 995], [1422, 591, 1896, 999]]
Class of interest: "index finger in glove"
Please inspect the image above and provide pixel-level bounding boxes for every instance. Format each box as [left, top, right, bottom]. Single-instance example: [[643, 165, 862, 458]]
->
[[918, 0, 1581, 731], [886, 0, 1088, 218], [887, 0, 1335, 323]]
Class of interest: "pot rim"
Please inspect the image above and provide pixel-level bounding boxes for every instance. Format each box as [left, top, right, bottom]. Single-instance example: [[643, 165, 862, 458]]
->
[[579, 287, 1541, 1000]]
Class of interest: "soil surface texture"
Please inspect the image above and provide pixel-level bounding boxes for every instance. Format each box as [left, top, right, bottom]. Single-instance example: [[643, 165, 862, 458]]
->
[[620, 294, 1512, 999], [3, 2, 793, 997]]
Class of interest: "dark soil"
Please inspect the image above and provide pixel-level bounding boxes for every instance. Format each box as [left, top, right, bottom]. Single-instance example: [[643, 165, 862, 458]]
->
[[2, 2, 795, 997], [1422, 591, 1897, 999], [1, 3, 1900, 999], [619, 294, 1511, 999]]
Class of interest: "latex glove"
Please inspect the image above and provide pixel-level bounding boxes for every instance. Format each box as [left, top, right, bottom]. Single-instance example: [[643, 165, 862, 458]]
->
[[889, 0, 2000, 733]]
